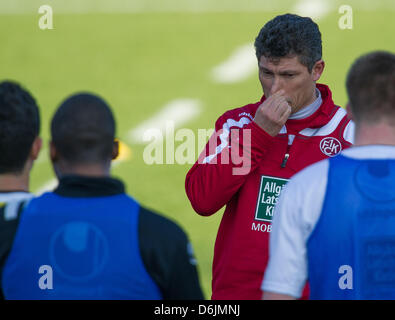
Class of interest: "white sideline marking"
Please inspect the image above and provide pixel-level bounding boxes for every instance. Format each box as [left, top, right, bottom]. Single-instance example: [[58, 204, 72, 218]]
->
[[211, 43, 257, 84], [293, 0, 331, 20], [128, 98, 202, 144]]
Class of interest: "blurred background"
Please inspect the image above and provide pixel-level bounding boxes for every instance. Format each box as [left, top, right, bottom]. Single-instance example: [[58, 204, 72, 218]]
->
[[1, 0, 394, 298]]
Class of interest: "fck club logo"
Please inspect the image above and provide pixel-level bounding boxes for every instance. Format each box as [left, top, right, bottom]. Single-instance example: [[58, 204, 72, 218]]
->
[[320, 137, 342, 157]]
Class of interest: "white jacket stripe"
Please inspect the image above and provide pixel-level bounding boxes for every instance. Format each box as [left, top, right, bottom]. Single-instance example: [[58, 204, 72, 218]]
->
[[203, 117, 251, 164], [299, 108, 347, 137]]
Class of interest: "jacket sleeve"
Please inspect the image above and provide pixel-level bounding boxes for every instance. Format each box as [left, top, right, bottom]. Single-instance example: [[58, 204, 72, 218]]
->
[[138, 206, 204, 300], [185, 112, 275, 216], [0, 199, 29, 300]]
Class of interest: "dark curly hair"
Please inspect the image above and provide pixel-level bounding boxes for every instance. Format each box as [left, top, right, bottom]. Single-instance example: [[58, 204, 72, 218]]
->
[[51, 93, 116, 165], [0, 81, 40, 174], [254, 14, 322, 72]]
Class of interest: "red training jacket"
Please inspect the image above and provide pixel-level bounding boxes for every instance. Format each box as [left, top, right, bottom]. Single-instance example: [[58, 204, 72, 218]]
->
[[185, 84, 354, 300]]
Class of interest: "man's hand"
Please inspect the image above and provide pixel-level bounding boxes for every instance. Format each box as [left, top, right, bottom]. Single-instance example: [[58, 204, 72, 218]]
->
[[254, 90, 292, 137]]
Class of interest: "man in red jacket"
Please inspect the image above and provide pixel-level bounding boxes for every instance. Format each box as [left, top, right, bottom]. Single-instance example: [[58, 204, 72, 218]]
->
[[185, 14, 354, 300]]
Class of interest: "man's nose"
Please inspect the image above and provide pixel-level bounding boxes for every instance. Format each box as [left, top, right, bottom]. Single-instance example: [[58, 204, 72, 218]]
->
[[271, 76, 284, 95]]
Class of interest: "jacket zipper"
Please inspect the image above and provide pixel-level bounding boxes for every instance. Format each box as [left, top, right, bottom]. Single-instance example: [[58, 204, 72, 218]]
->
[[281, 134, 295, 168]]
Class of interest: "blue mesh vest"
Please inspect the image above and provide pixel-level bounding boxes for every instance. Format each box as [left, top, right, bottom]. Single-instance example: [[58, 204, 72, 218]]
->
[[307, 155, 395, 299], [2, 192, 162, 299]]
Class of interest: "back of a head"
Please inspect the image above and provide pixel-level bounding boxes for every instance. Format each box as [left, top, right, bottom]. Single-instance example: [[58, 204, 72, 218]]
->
[[254, 13, 322, 72], [51, 93, 116, 166], [0, 81, 40, 174], [346, 51, 395, 124]]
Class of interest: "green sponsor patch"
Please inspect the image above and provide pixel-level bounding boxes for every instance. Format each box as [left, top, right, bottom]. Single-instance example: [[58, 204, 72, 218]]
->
[[254, 175, 288, 222]]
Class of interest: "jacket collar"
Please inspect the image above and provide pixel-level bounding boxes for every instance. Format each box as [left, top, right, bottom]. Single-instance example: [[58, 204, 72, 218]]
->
[[54, 175, 125, 198]]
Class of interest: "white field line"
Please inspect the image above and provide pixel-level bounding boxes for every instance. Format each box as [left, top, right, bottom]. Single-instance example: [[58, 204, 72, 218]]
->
[[292, 0, 331, 20], [127, 98, 202, 144], [211, 43, 257, 84]]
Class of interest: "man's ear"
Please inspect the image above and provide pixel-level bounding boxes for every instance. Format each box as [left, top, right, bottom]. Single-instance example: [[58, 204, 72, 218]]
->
[[112, 139, 119, 160], [312, 59, 325, 82], [346, 103, 354, 121], [30, 137, 42, 161], [49, 141, 58, 163]]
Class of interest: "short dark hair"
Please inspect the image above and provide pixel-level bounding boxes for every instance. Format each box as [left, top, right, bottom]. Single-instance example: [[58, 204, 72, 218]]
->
[[0, 81, 40, 174], [254, 14, 322, 72], [51, 93, 116, 165], [346, 51, 395, 124]]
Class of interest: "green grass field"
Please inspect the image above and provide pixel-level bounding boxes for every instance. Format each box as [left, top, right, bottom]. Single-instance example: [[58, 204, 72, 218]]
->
[[1, 0, 394, 298]]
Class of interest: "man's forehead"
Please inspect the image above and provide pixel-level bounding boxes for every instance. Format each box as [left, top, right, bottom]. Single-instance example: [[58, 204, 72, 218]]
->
[[259, 55, 304, 70]]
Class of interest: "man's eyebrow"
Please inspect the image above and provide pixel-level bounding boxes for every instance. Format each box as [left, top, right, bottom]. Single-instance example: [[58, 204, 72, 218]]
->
[[278, 70, 299, 74], [258, 65, 299, 74], [259, 66, 273, 72]]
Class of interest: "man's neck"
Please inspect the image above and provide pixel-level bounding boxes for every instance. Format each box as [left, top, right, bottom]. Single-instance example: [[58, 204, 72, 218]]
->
[[0, 173, 29, 192], [56, 163, 111, 179], [289, 88, 321, 120], [354, 122, 395, 146]]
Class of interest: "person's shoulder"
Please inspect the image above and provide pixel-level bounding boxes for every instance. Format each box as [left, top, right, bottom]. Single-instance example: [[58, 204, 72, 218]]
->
[[17, 191, 55, 213], [138, 206, 204, 300], [0, 193, 34, 222], [308, 88, 354, 145], [317, 83, 347, 117], [286, 159, 330, 194], [278, 159, 330, 228], [317, 83, 339, 107], [342, 119, 355, 145], [0, 192, 34, 205], [138, 206, 187, 243], [325, 106, 354, 145], [0, 193, 34, 248], [292, 159, 330, 182]]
